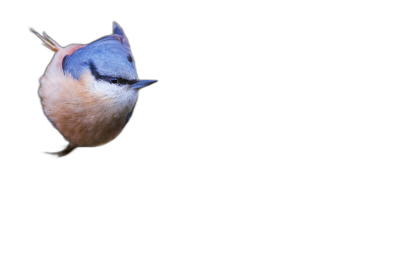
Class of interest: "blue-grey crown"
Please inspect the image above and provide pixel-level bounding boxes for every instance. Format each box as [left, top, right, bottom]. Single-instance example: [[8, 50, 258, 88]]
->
[[62, 22, 138, 82]]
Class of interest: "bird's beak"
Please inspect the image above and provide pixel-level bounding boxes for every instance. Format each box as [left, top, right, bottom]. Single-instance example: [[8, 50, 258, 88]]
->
[[131, 80, 158, 89]]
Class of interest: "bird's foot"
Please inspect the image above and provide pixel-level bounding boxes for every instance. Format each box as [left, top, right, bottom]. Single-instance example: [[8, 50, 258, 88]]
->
[[35, 32, 61, 52]]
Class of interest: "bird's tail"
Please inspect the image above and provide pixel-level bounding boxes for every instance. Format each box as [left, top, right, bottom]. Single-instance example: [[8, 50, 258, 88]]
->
[[30, 28, 61, 52], [46, 144, 77, 157]]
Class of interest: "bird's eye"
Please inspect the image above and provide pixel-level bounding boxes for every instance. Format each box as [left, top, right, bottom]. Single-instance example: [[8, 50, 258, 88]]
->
[[110, 77, 118, 84]]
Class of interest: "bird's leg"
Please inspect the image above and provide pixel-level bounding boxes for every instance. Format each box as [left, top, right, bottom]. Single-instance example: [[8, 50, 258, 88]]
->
[[45, 144, 76, 157], [35, 32, 61, 52]]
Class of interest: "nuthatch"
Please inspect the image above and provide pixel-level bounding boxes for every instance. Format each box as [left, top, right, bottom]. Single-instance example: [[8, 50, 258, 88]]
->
[[31, 22, 157, 156]]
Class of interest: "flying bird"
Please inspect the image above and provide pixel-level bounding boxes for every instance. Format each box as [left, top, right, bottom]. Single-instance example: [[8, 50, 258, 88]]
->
[[31, 22, 157, 157]]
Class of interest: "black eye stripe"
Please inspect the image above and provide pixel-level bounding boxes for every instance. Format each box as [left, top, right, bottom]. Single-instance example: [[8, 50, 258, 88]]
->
[[88, 61, 138, 85]]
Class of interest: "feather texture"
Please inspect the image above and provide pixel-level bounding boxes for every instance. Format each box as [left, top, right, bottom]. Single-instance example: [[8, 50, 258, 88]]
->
[[39, 44, 137, 147]]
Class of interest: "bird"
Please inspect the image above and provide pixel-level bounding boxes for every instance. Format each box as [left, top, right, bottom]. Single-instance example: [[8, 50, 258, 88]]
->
[[31, 22, 157, 157]]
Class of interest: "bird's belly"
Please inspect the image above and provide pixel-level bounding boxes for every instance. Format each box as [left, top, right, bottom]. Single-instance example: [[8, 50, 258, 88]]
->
[[39, 64, 138, 147], [58, 100, 132, 147]]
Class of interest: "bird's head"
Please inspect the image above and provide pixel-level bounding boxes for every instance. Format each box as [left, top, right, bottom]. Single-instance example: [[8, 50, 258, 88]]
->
[[62, 22, 157, 90]]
